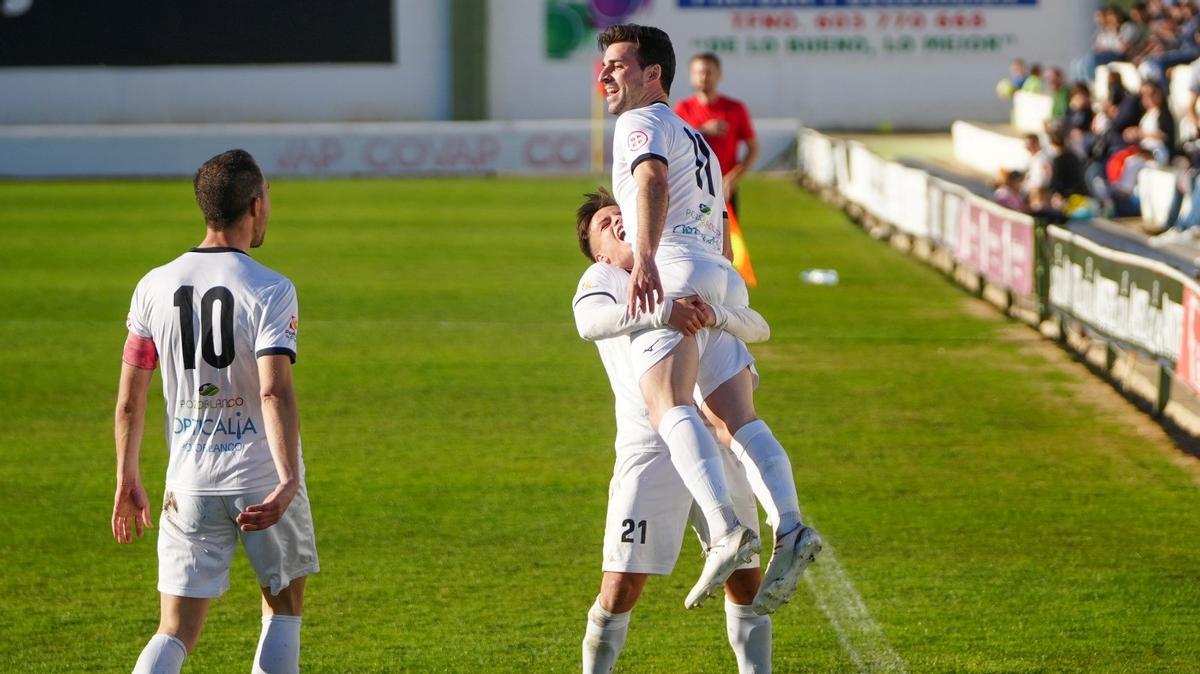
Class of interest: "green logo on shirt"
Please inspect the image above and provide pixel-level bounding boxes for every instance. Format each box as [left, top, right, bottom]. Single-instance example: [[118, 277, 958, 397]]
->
[[198, 383, 219, 397]]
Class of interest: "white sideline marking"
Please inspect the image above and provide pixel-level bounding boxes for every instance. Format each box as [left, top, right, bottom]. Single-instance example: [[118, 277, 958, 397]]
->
[[802, 538, 907, 673]]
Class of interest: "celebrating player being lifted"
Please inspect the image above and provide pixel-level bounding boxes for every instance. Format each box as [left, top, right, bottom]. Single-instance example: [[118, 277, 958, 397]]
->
[[573, 189, 773, 673], [112, 149, 318, 674], [596, 24, 820, 611]]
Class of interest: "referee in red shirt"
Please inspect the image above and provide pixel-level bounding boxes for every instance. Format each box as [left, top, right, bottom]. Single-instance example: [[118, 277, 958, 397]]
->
[[675, 52, 759, 216]]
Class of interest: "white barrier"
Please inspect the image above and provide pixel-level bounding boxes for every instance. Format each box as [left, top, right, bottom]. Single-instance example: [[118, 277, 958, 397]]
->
[[951, 120, 1029, 178], [0, 119, 801, 178], [1012, 91, 1053, 135], [802, 127, 1035, 298], [800, 129, 837, 189], [1138, 167, 1179, 230]]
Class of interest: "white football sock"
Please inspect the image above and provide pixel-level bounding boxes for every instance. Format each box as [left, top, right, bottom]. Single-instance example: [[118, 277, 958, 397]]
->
[[726, 598, 773, 673], [132, 633, 187, 674], [582, 598, 631, 674], [252, 614, 302, 674], [659, 405, 740, 538], [731, 420, 801, 534]]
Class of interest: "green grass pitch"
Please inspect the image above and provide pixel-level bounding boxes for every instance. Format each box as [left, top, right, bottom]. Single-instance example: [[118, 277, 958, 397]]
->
[[0, 176, 1198, 672]]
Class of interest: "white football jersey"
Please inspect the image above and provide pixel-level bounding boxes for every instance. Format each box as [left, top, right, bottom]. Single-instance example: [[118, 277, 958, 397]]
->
[[612, 102, 726, 262], [126, 247, 303, 495], [572, 263, 662, 454]]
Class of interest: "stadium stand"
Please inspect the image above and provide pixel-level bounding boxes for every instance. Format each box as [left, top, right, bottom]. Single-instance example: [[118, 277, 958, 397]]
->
[[800, 3, 1200, 438]]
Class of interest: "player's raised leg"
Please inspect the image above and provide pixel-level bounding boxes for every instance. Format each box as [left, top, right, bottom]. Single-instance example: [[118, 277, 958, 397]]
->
[[132, 595, 208, 674], [640, 338, 758, 608], [582, 572, 647, 674], [704, 368, 821, 615], [253, 576, 306, 674]]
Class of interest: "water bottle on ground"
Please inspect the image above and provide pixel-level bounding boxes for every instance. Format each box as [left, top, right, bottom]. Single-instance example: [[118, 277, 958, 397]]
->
[[800, 269, 839, 285]]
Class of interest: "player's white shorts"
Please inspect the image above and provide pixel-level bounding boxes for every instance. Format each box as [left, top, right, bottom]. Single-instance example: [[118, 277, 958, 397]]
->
[[602, 444, 760, 575], [157, 485, 319, 599], [630, 256, 752, 385]]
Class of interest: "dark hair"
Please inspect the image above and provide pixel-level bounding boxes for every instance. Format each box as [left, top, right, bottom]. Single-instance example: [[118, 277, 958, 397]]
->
[[575, 187, 618, 261], [691, 52, 721, 69], [597, 24, 676, 95], [193, 149, 264, 230]]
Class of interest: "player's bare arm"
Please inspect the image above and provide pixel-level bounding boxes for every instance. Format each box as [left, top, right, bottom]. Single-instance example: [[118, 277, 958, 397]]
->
[[629, 158, 668, 317], [236, 354, 300, 532], [113, 351, 155, 544]]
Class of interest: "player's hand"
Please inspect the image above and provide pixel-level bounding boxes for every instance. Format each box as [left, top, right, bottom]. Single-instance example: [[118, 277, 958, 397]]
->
[[695, 297, 717, 327], [112, 482, 153, 544], [237, 480, 299, 532], [700, 119, 729, 137], [628, 255, 664, 317], [669, 295, 709, 336]]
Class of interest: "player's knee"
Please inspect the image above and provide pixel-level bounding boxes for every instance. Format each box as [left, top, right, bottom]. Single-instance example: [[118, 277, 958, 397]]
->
[[725, 569, 761, 605], [156, 625, 202, 654], [599, 573, 646, 614], [262, 581, 305, 616]]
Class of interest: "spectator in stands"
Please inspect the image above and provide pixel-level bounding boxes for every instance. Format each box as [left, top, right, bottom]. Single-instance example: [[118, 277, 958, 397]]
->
[[1047, 127, 1090, 208], [1131, 14, 1180, 65], [1122, 81, 1175, 163], [1074, 7, 1137, 81], [993, 169, 1027, 212], [1098, 143, 1154, 217], [1138, 7, 1200, 82], [674, 52, 759, 214], [1023, 133, 1054, 211], [1022, 63, 1044, 93], [1046, 68, 1070, 119], [997, 58, 1029, 98], [1093, 77, 1147, 162], [1065, 83, 1096, 157]]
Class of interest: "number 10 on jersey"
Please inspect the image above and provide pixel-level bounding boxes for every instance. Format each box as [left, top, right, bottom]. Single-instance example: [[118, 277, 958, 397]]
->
[[173, 285, 235, 370]]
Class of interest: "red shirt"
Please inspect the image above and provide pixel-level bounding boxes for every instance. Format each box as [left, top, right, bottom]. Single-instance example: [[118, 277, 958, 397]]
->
[[674, 94, 756, 177]]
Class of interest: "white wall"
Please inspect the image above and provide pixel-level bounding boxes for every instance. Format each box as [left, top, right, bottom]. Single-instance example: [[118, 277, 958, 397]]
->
[[0, 0, 451, 124], [489, 1, 1094, 129]]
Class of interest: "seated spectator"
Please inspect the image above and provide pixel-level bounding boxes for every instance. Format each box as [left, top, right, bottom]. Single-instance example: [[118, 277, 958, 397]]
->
[[1046, 68, 1070, 118], [1047, 127, 1090, 208], [1092, 74, 1144, 161], [993, 169, 1027, 212], [1139, 9, 1200, 82], [1065, 83, 1096, 157], [1074, 7, 1137, 81], [1101, 144, 1155, 217], [997, 58, 1029, 98], [1131, 15, 1180, 65], [1022, 63, 1044, 93], [1023, 133, 1054, 210], [1122, 81, 1175, 163]]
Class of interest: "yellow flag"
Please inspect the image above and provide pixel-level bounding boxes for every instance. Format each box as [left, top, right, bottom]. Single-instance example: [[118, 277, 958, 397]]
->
[[727, 203, 758, 287]]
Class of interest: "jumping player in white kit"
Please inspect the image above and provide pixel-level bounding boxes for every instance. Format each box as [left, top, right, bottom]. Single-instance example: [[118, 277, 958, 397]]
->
[[112, 149, 317, 674], [573, 189, 773, 673], [596, 24, 821, 612]]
